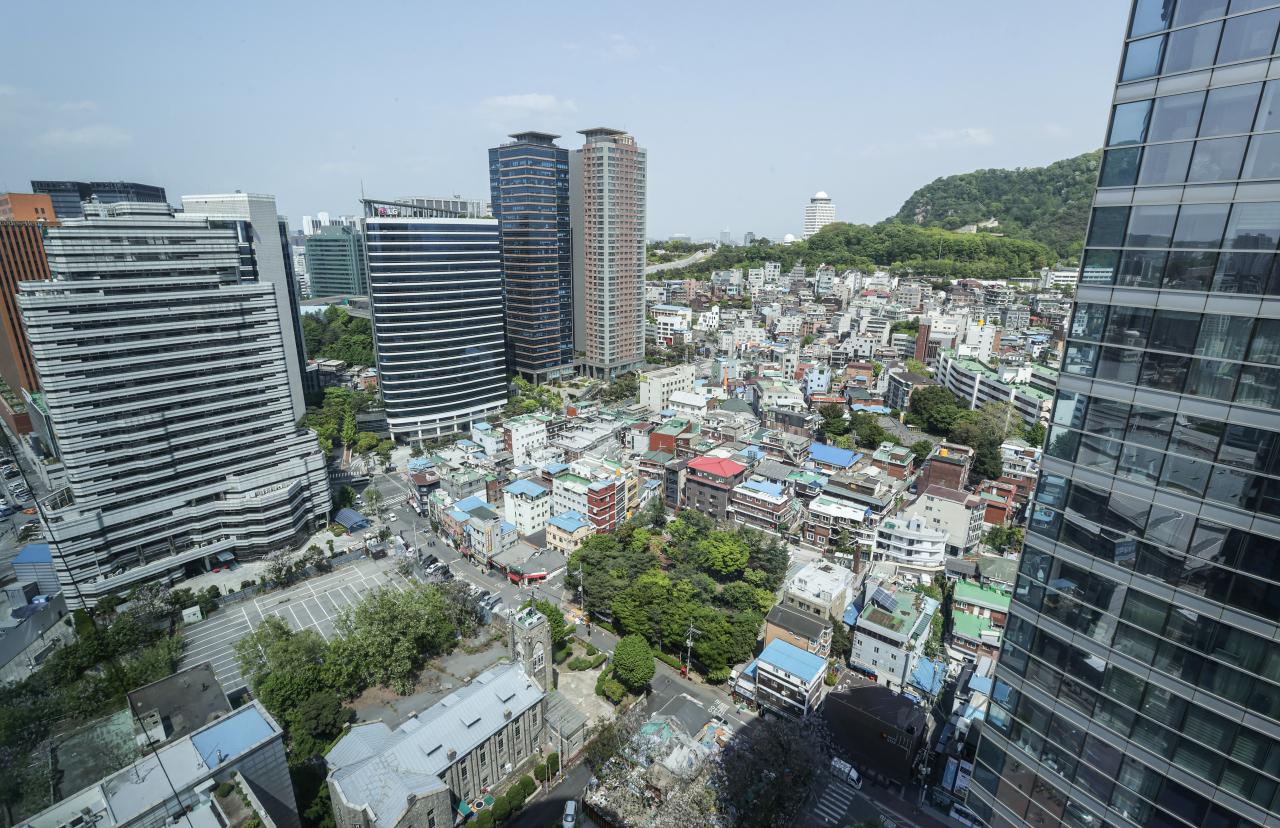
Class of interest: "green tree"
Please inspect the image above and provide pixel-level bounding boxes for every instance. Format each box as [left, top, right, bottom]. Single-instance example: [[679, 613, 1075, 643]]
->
[[801, 334, 815, 347], [518, 775, 536, 797], [375, 440, 395, 463], [910, 440, 934, 460], [849, 411, 885, 447], [698, 531, 749, 577], [646, 493, 667, 530], [340, 412, 357, 446], [973, 400, 1018, 443], [326, 583, 459, 695], [410, 444, 424, 459], [521, 597, 568, 647], [364, 488, 384, 517], [547, 752, 560, 776], [506, 784, 526, 810], [612, 571, 673, 643], [613, 634, 656, 691], [354, 432, 379, 454], [829, 613, 851, 662], [905, 358, 933, 377], [474, 811, 494, 828], [491, 795, 510, 822], [1025, 421, 1047, 447], [974, 436, 1004, 481], [334, 486, 357, 511], [231, 615, 329, 692]]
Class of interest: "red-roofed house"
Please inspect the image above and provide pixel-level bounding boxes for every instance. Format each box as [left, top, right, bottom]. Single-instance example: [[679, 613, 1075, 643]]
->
[[683, 456, 750, 520]]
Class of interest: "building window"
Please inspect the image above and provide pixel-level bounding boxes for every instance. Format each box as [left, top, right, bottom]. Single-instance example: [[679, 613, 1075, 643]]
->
[[427, 813, 435, 828], [498, 735, 504, 751], [460, 762, 468, 780], [480, 748, 486, 765], [515, 724, 521, 740]]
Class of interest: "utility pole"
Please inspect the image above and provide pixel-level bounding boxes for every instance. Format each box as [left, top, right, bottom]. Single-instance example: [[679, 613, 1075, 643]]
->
[[683, 621, 700, 678]]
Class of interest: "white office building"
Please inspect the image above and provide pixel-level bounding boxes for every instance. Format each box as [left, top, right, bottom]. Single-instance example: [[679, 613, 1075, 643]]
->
[[804, 192, 835, 239], [502, 479, 553, 537], [20, 203, 330, 608], [505, 414, 550, 464], [363, 211, 507, 442]]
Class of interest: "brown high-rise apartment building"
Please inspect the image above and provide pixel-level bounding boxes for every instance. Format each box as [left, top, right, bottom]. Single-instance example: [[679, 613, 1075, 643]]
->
[[570, 128, 647, 379], [0, 219, 53, 433], [0, 193, 57, 224]]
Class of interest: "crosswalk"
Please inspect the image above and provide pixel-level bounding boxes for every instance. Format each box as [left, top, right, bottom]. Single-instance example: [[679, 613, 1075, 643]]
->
[[814, 780, 856, 825]]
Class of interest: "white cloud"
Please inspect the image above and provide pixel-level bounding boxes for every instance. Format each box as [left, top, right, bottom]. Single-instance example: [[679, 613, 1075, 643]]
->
[[601, 34, 640, 60], [916, 128, 994, 149], [38, 123, 130, 149], [0, 84, 19, 96], [481, 93, 577, 113], [59, 100, 99, 112]]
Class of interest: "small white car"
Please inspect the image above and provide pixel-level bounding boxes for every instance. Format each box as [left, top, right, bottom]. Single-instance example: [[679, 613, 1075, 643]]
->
[[563, 801, 577, 828]]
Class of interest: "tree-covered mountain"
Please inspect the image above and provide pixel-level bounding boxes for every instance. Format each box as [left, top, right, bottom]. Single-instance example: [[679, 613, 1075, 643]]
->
[[661, 221, 1055, 282], [890, 150, 1101, 260]]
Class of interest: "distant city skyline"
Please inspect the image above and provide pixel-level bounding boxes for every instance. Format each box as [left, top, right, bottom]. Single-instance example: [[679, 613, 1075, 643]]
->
[[0, 2, 1127, 241]]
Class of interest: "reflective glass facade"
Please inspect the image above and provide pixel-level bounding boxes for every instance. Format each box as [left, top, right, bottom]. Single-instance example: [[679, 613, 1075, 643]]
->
[[969, 5, 1280, 828], [305, 224, 369, 297], [364, 217, 507, 442], [488, 132, 573, 383], [30, 180, 167, 221]]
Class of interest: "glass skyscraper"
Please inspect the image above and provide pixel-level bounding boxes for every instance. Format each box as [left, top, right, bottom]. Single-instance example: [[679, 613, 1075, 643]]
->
[[30, 180, 167, 221], [362, 209, 507, 443], [305, 224, 369, 297], [488, 131, 574, 384], [969, 5, 1280, 828]]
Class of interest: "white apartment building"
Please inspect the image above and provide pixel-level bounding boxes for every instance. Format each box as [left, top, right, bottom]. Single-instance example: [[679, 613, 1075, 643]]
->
[[914, 485, 985, 556], [874, 514, 949, 569], [1040, 268, 1080, 290], [695, 304, 720, 332], [470, 422, 503, 456], [955, 323, 997, 363], [752, 380, 805, 411], [651, 304, 693, 345], [772, 316, 802, 336], [764, 261, 782, 280], [746, 268, 765, 292], [710, 270, 742, 291], [505, 414, 550, 464], [815, 265, 838, 294], [21, 203, 330, 608], [637, 364, 696, 412], [805, 192, 836, 238], [502, 479, 553, 537], [782, 560, 857, 619], [732, 325, 768, 349], [935, 349, 1057, 429]]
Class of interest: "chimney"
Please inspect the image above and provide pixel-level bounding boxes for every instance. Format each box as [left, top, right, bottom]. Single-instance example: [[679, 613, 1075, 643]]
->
[[447, 748, 457, 761]]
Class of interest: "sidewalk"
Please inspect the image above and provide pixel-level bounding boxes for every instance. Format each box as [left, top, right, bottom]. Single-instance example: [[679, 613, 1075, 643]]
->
[[855, 781, 968, 828]]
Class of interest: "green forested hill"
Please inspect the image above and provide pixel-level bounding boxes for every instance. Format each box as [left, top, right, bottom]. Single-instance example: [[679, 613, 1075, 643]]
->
[[890, 150, 1101, 260], [663, 221, 1055, 282]]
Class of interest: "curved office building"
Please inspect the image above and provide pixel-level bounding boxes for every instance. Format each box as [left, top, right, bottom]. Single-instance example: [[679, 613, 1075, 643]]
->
[[364, 211, 507, 442]]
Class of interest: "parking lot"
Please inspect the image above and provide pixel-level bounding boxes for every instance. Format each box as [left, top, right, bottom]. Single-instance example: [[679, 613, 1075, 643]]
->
[[179, 557, 406, 693]]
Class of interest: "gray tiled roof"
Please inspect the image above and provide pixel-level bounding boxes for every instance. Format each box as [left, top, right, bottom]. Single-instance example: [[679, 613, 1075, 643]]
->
[[327, 662, 544, 825]]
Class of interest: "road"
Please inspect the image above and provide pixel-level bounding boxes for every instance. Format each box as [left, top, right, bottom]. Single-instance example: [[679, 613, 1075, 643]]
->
[[644, 249, 711, 274], [178, 557, 407, 693]]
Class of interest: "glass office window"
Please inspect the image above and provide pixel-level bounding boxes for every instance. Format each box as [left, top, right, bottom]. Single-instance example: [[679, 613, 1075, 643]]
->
[[1111, 100, 1154, 146], [1105, 306, 1154, 346], [1071, 303, 1109, 341], [1118, 250, 1168, 287], [1164, 251, 1220, 289], [1162, 21, 1224, 74], [1149, 91, 1207, 142], [1201, 83, 1264, 137], [1097, 346, 1144, 383], [1127, 205, 1180, 247], [1188, 137, 1249, 181], [1215, 9, 1280, 64], [1224, 202, 1280, 249], [1139, 141, 1195, 184], [1083, 249, 1120, 284], [1149, 310, 1201, 352], [1123, 35, 1168, 81], [1256, 80, 1280, 131], [1213, 251, 1274, 293], [1102, 148, 1144, 187], [1131, 0, 1177, 35], [1242, 133, 1280, 180], [1090, 207, 1132, 246], [1249, 318, 1280, 364], [1174, 0, 1228, 25], [1172, 203, 1231, 247]]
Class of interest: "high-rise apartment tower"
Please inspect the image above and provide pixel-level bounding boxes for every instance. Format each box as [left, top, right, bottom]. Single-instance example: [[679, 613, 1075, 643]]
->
[[969, 6, 1280, 828], [570, 128, 647, 379], [19, 202, 330, 608], [804, 191, 835, 239], [362, 208, 507, 443], [489, 132, 574, 384]]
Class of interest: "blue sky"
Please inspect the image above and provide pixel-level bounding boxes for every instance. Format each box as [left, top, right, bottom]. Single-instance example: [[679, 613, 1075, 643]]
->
[[2, 1, 1129, 240]]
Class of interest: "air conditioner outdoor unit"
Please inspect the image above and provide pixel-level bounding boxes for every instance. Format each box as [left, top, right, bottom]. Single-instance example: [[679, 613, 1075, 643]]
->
[[502, 763, 513, 775]]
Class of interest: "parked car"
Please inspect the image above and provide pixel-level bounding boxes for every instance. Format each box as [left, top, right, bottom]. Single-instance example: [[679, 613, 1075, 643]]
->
[[563, 801, 577, 828], [22, 508, 35, 514]]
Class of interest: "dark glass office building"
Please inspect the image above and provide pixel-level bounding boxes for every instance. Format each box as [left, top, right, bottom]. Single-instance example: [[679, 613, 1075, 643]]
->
[[488, 131, 573, 384], [362, 208, 507, 443], [969, 6, 1280, 828], [305, 225, 369, 297], [30, 180, 167, 220]]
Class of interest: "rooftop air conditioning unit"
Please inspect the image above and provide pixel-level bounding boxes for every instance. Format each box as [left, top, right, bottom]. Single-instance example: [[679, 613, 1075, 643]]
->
[[503, 708, 512, 720], [447, 748, 457, 760]]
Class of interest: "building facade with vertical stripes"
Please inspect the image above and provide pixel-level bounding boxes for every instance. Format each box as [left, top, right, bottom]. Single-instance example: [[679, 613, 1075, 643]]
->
[[489, 132, 574, 385], [969, 6, 1280, 828]]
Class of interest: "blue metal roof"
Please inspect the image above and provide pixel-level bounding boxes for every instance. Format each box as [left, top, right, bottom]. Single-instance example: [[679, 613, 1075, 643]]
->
[[455, 495, 488, 513], [191, 705, 274, 767], [333, 508, 370, 529], [808, 443, 858, 467], [740, 480, 785, 498], [13, 544, 51, 564], [544, 463, 570, 475], [909, 658, 946, 696], [758, 639, 827, 682], [548, 510, 590, 532], [504, 479, 549, 499], [499, 520, 517, 535], [969, 675, 994, 696]]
